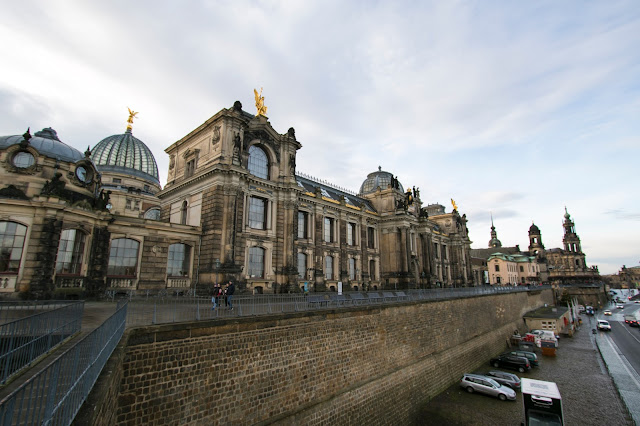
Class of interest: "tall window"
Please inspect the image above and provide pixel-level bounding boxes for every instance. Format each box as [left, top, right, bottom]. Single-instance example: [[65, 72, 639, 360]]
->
[[442, 245, 447, 260], [0, 221, 26, 274], [55, 229, 86, 275], [434, 243, 439, 259], [324, 217, 334, 243], [107, 238, 140, 276], [181, 201, 188, 225], [369, 259, 376, 280], [325, 255, 333, 280], [249, 197, 267, 229], [248, 247, 265, 278], [167, 243, 191, 277], [367, 227, 375, 249], [495, 264, 500, 272], [297, 211, 308, 239], [297, 252, 307, 278], [185, 159, 196, 177], [349, 258, 356, 280], [248, 145, 269, 179], [347, 223, 356, 246]]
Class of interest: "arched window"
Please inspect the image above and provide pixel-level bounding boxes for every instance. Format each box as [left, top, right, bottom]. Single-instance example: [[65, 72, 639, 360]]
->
[[325, 255, 333, 280], [0, 221, 27, 274], [55, 229, 86, 275], [297, 252, 307, 278], [248, 145, 269, 179], [107, 238, 140, 276], [248, 246, 265, 278], [181, 201, 188, 225], [167, 243, 191, 277], [144, 208, 161, 220]]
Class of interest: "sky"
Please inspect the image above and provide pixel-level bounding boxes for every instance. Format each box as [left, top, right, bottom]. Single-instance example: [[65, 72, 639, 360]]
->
[[1, 1, 638, 275]]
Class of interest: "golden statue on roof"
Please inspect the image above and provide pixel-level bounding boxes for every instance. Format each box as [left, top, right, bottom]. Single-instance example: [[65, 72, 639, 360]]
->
[[254, 88, 268, 117], [451, 198, 458, 211], [126, 107, 138, 131]]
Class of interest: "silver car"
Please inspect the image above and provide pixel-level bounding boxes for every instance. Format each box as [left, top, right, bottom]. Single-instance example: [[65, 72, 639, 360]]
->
[[460, 373, 517, 401]]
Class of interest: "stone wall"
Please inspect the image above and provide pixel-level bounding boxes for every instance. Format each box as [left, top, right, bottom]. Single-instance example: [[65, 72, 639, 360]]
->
[[80, 289, 553, 425]]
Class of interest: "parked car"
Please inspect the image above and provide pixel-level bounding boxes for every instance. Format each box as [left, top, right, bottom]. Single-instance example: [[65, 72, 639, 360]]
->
[[490, 354, 531, 373], [460, 373, 516, 401], [507, 350, 539, 367], [484, 370, 521, 390], [597, 320, 612, 331], [603, 310, 612, 316]]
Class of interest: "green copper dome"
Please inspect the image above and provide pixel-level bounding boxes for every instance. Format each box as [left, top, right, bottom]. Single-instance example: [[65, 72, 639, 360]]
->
[[92, 129, 159, 185]]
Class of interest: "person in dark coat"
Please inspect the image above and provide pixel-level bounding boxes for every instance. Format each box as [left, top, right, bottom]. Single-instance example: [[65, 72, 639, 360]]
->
[[226, 281, 235, 310]]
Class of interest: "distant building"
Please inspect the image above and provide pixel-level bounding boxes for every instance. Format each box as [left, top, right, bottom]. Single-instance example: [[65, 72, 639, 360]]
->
[[0, 99, 475, 298], [471, 210, 599, 285]]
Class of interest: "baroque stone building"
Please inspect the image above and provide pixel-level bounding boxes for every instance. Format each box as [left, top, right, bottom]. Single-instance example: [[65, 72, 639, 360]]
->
[[470, 210, 599, 286], [0, 99, 474, 298]]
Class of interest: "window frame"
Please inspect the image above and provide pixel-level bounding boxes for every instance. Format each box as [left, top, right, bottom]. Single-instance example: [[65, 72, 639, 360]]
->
[[167, 243, 191, 277], [297, 252, 307, 279], [55, 229, 86, 276], [0, 221, 27, 274], [325, 255, 333, 280], [324, 217, 335, 243], [107, 238, 140, 277], [248, 196, 268, 230], [248, 246, 265, 278], [297, 211, 308, 239], [248, 145, 269, 179]]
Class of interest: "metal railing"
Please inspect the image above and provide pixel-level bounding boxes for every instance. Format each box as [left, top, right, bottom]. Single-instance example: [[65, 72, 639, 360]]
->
[[0, 302, 84, 385], [0, 301, 74, 326], [0, 302, 127, 426], [124, 285, 552, 327]]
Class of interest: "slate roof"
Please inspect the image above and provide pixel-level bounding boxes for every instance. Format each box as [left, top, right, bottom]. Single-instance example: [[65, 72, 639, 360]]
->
[[296, 174, 377, 214]]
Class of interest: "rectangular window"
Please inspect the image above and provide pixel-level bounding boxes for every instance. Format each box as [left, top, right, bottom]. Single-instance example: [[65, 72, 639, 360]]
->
[[248, 247, 265, 278], [519, 266, 524, 272], [297, 252, 307, 278], [324, 217, 334, 243], [434, 243, 439, 259], [367, 227, 375, 249], [249, 197, 267, 230], [125, 198, 132, 210], [442, 245, 447, 260], [112, 178, 121, 184], [185, 159, 196, 177], [369, 259, 375, 280], [347, 223, 356, 246], [167, 244, 191, 277], [495, 264, 500, 272], [297, 211, 308, 239], [55, 229, 86, 275], [325, 256, 333, 280], [349, 258, 356, 280]]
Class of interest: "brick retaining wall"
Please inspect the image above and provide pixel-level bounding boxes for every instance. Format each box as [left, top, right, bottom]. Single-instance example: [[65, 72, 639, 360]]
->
[[78, 289, 553, 425]]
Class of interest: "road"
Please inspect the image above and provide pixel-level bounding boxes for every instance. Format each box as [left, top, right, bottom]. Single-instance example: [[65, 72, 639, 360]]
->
[[599, 303, 640, 377]]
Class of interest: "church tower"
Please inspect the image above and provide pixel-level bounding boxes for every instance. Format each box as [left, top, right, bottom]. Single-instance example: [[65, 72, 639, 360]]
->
[[488, 214, 502, 248], [562, 207, 582, 253], [528, 222, 545, 257]]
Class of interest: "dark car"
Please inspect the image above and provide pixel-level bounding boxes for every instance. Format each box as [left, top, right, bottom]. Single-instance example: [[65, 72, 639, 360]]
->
[[489, 354, 531, 373], [484, 371, 521, 390], [507, 350, 539, 367]]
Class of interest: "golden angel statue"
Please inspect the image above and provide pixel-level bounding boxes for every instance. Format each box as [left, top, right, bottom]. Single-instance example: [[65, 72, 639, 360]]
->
[[126, 108, 138, 130], [254, 88, 268, 117], [451, 198, 458, 211]]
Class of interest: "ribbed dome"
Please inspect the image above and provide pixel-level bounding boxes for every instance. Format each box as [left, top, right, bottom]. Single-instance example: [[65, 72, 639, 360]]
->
[[0, 128, 85, 163], [92, 129, 159, 185], [359, 167, 403, 195], [529, 223, 540, 233]]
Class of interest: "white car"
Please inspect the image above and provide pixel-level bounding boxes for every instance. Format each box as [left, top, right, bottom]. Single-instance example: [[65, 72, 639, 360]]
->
[[603, 310, 612, 316], [616, 304, 624, 309], [597, 320, 612, 331]]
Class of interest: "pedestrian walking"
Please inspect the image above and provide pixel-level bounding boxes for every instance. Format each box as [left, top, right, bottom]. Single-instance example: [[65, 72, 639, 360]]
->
[[226, 281, 235, 310], [211, 288, 217, 310]]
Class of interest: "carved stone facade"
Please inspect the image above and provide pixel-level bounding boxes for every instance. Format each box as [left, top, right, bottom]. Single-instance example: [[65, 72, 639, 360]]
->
[[0, 101, 475, 298]]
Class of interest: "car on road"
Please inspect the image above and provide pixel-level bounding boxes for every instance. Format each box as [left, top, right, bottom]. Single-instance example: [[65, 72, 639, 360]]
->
[[616, 304, 624, 309], [483, 371, 521, 390], [603, 309, 612, 315], [585, 306, 594, 315], [624, 314, 639, 327], [506, 350, 539, 367], [459, 373, 516, 401], [597, 320, 612, 331], [489, 354, 531, 373]]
